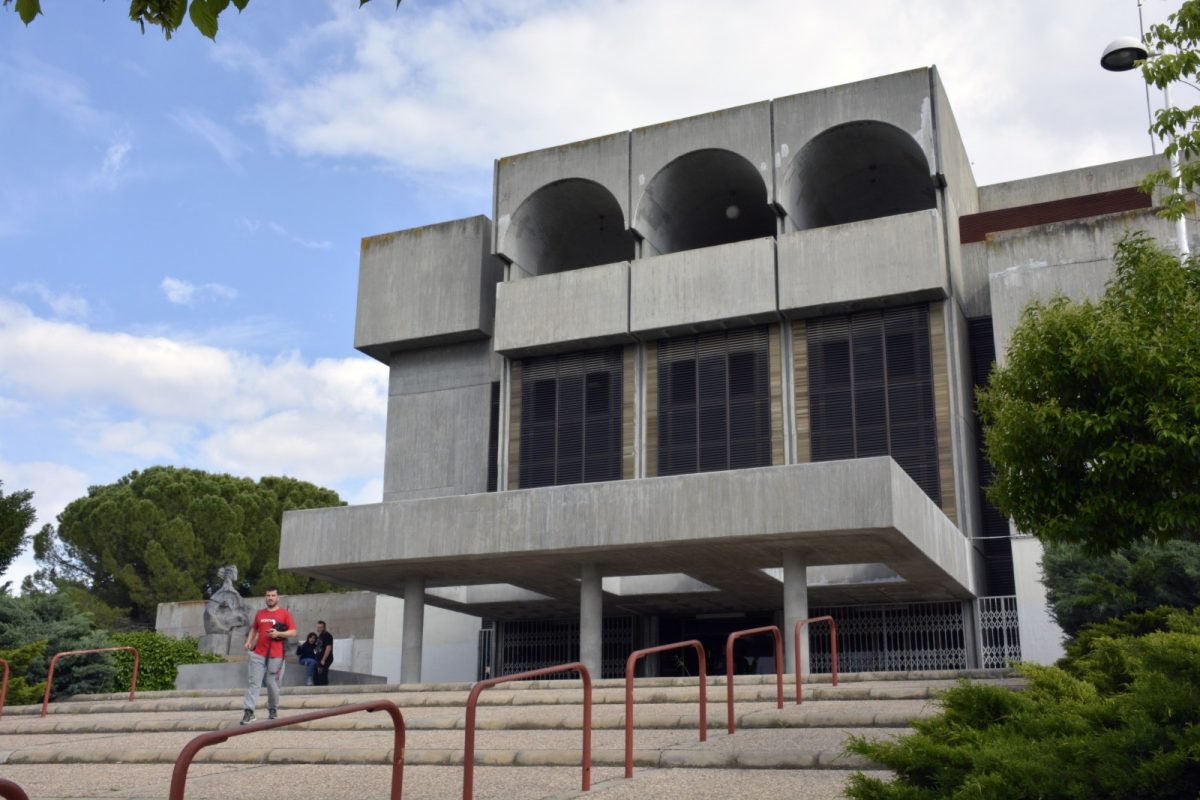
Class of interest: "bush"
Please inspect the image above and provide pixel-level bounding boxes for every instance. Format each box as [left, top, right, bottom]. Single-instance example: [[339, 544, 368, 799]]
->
[[108, 630, 225, 692], [0, 591, 113, 700], [845, 613, 1200, 799], [0, 640, 48, 706]]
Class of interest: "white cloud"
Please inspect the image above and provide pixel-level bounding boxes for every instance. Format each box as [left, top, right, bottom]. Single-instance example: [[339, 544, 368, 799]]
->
[[217, 0, 1169, 187], [92, 136, 133, 190], [11, 282, 89, 319], [170, 108, 249, 168], [238, 218, 332, 249], [6, 55, 111, 132], [161, 276, 239, 306]]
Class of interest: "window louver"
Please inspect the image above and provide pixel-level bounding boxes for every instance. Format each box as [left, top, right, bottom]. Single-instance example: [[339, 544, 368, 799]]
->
[[519, 348, 623, 488], [808, 306, 940, 504], [658, 327, 771, 476], [968, 317, 1015, 595]]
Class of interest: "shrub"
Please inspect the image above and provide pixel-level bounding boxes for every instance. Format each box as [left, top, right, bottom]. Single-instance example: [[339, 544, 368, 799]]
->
[[845, 614, 1200, 799], [108, 630, 225, 692], [0, 591, 113, 700], [0, 640, 48, 706]]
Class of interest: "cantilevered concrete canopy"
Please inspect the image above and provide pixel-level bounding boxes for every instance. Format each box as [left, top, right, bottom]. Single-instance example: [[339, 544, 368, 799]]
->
[[280, 457, 978, 620]]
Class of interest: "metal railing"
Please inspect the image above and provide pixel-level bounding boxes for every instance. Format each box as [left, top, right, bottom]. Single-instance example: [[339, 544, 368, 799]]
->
[[169, 700, 405, 800], [464, 662, 591, 799], [0, 658, 8, 718], [624, 640, 706, 778], [724, 625, 783, 734], [41, 646, 139, 717], [794, 616, 838, 704], [0, 779, 29, 800]]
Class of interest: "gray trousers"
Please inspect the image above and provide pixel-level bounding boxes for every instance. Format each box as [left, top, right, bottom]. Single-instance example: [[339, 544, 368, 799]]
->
[[244, 652, 284, 712]]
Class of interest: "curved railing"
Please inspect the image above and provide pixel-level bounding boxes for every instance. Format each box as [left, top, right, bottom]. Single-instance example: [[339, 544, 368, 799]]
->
[[169, 700, 405, 800], [464, 662, 591, 798], [724, 625, 783, 734], [0, 658, 9, 718], [41, 646, 139, 717], [624, 640, 707, 778], [794, 615, 838, 704], [0, 779, 29, 800]]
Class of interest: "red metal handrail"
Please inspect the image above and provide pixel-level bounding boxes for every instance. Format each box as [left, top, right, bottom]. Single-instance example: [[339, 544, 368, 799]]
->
[[41, 646, 139, 717], [724, 625, 783, 734], [169, 700, 405, 800], [464, 662, 591, 799], [624, 640, 706, 778], [0, 658, 9, 718], [0, 779, 29, 800], [794, 615, 839, 704]]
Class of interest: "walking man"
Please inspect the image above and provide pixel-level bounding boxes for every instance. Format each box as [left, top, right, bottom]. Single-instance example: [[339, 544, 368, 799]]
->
[[241, 586, 295, 725]]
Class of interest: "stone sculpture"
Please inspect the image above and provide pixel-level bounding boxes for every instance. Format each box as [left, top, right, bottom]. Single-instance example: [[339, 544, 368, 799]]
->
[[200, 565, 251, 655]]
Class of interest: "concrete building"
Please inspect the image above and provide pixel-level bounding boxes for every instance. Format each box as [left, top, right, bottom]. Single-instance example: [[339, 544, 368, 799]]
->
[[280, 66, 1184, 682]]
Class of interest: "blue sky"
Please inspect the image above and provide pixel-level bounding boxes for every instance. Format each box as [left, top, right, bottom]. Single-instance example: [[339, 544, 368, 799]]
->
[[0, 0, 1179, 587]]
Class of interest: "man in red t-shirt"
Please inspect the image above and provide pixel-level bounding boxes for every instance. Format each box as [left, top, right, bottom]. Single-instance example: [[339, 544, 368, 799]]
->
[[240, 586, 296, 725]]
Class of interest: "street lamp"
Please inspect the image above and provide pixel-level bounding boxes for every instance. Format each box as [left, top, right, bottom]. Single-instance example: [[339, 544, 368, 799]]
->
[[1101, 36, 1191, 256]]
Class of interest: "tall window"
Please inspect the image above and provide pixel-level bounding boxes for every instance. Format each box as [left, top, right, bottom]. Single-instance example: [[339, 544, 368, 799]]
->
[[519, 348, 623, 488], [658, 327, 772, 476], [807, 306, 940, 503]]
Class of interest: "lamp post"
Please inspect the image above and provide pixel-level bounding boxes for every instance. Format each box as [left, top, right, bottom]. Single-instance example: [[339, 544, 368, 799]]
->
[[1102, 35, 1191, 256]]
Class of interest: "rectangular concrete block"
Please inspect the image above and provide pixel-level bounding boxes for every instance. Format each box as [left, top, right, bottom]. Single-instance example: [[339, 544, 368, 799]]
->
[[777, 209, 948, 316], [630, 237, 778, 337], [355, 216, 502, 362], [493, 261, 632, 356]]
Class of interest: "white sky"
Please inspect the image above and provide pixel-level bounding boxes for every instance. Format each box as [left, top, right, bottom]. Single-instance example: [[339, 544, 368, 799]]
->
[[0, 0, 1182, 587]]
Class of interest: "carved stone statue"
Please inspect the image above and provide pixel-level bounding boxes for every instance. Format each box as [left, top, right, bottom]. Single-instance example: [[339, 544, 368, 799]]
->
[[199, 565, 251, 655]]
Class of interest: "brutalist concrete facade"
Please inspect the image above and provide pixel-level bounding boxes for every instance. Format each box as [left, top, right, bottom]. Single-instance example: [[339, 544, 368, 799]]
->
[[281, 66, 1186, 681]]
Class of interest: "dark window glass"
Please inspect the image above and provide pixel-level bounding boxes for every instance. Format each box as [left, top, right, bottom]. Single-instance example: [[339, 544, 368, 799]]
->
[[519, 348, 623, 488], [486, 381, 500, 492], [807, 306, 940, 504], [658, 327, 771, 476]]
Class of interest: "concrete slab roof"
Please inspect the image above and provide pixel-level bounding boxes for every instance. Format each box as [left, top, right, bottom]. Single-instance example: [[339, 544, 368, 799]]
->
[[280, 457, 978, 620]]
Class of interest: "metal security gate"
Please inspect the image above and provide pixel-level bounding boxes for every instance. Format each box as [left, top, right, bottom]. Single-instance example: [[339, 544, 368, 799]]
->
[[491, 616, 633, 679], [976, 595, 1021, 668], [808, 601, 970, 672]]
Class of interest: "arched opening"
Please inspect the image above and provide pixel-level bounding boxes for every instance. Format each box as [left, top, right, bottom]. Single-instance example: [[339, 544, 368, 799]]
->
[[634, 149, 776, 256], [502, 179, 634, 276], [784, 121, 936, 232]]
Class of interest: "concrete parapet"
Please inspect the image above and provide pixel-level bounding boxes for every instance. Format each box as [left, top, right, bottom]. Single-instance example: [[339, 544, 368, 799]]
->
[[494, 261, 632, 356]]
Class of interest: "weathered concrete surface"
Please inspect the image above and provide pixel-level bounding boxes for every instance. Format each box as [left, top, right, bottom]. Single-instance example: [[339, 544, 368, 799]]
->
[[280, 458, 976, 617], [494, 261, 632, 356], [355, 216, 502, 361], [777, 209, 947, 317]]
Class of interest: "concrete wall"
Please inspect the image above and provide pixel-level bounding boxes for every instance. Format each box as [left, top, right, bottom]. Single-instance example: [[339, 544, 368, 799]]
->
[[1011, 535, 1065, 664], [371, 595, 481, 683], [977, 155, 1161, 212], [777, 209, 948, 315], [494, 261, 632, 356], [629, 237, 778, 336], [383, 340, 499, 501], [355, 216, 502, 362]]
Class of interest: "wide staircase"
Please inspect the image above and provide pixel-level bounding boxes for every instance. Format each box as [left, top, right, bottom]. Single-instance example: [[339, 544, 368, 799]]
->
[[0, 669, 1018, 800]]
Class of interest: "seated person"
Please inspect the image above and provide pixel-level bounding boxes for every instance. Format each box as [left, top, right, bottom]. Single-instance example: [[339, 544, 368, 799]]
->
[[295, 632, 320, 686]]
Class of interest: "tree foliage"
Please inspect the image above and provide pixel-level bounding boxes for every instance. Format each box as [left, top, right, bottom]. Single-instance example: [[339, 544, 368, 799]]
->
[[0, 480, 36, 582], [108, 629, 224, 692], [978, 231, 1200, 554], [1042, 539, 1200, 638], [1140, 0, 1200, 220], [32, 466, 345, 626], [3, 0, 400, 40], [845, 609, 1200, 799], [0, 591, 114, 701]]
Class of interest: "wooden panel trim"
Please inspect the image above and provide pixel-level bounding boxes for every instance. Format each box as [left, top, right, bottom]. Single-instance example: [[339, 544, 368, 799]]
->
[[929, 302, 956, 524], [622, 345, 636, 480], [959, 187, 1151, 244], [769, 324, 785, 466], [507, 361, 522, 491], [791, 320, 810, 464], [644, 341, 659, 478]]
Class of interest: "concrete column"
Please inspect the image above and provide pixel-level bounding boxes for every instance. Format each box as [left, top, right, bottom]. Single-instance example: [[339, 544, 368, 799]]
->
[[782, 551, 810, 676], [579, 564, 603, 677], [401, 575, 425, 684]]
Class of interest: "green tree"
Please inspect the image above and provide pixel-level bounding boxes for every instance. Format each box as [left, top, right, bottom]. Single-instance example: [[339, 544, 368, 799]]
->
[[0, 480, 36, 583], [3, 0, 400, 40], [32, 466, 345, 626], [1042, 539, 1200, 638], [1140, 1, 1200, 220], [977, 231, 1200, 555], [0, 590, 114, 701]]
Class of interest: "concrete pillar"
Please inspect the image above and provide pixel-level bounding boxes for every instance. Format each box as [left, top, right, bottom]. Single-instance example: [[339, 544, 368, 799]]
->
[[782, 551, 810, 675], [579, 564, 603, 677], [401, 575, 425, 684]]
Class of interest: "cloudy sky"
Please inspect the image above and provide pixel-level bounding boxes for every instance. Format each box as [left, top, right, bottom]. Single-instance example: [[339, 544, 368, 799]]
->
[[0, 0, 1181, 587]]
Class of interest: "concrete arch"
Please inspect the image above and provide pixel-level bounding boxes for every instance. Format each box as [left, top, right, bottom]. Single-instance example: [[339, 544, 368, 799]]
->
[[634, 149, 776, 256], [502, 179, 634, 276], [784, 121, 936, 232]]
